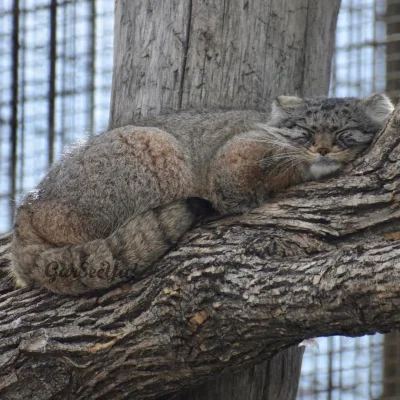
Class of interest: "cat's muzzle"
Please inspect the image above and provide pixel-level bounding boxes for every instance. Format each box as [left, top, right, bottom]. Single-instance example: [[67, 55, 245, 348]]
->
[[309, 155, 341, 180]]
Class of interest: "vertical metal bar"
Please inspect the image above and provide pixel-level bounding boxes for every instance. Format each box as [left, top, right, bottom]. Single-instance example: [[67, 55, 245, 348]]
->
[[367, 336, 374, 399], [312, 345, 318, 400], [372, 0, 377, 93], [19, 0, 26, 199], [397, 331, 400, 399], [48, 0, 57, 165], [69, 0, 77, 140], [339, 336, 343, 396], [88, 0, 96, 136], [357, 1, 362, 94], [10, 0, 20, 223], [60, 1, 67, 149], [349, 0, 354, 95], [327, 336, 333, 400]]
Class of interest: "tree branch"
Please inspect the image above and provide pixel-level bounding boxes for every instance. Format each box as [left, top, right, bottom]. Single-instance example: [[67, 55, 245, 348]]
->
[[1, 106, 400, 399]]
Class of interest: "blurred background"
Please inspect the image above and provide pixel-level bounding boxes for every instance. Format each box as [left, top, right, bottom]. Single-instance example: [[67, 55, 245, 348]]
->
[[0, 0, 399, 398]]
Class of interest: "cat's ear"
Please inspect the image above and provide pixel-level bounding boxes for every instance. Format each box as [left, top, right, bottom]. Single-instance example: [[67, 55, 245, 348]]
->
[[362, 93, 394, 124], [271, 96, 304, 121]]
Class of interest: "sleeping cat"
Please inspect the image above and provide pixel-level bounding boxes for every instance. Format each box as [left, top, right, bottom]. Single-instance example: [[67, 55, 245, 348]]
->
[[11, 94, 393, 294]]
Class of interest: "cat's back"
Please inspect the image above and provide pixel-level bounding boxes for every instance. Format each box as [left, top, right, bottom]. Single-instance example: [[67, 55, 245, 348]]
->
[[134, 108, 268, 149]]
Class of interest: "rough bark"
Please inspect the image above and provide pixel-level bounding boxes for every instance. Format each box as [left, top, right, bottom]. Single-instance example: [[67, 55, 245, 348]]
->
[[1, 106, 400, 399], [0, 1, 344, 399], [109, 0, 340, 126]]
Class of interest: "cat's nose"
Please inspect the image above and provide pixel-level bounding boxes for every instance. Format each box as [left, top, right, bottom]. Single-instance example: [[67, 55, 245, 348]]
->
[[318, 147, 330, 156]]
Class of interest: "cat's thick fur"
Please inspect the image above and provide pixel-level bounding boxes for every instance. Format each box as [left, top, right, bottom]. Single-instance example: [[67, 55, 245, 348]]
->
[[11, 94, 393, 294]]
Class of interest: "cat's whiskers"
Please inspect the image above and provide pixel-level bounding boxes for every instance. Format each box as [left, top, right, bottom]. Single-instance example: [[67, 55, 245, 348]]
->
[[282, 159, 308, 178], [266, 157, 305, 178], [236, 137, 309, 167], [261, 138, 298, 150], [238, 137, 299, 151], [240, 153, 305, 168]]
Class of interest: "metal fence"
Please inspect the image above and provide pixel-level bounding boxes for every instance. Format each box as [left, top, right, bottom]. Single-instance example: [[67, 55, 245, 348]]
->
[[0, 0, 113, 232], [0, 0, 399, 399], [331, 0, 386, 97]]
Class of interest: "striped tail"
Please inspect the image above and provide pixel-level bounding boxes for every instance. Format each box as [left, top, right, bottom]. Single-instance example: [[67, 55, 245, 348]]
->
[[11, 199, 208, 295]]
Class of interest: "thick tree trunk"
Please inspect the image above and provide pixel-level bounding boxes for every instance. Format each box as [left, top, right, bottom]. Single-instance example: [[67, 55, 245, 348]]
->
[[0, 1, 344, 399], [110, 0, 340, 126], [110, 1, 340, 398], [110, 1, 339, 399]]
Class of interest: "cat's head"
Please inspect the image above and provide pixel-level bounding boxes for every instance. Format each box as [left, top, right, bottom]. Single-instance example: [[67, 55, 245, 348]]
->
[[259, 94, 393, 180]]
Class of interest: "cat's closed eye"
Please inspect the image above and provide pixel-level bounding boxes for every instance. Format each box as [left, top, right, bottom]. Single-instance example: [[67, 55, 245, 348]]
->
[[292, 131, 312, 145], [283, 128, 313, 145], [335, 130, 373, 147]]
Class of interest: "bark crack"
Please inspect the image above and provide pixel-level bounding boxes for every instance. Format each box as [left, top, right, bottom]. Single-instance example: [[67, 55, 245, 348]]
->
[[300, 0, 311, 97], [178, 0, 193, 109]]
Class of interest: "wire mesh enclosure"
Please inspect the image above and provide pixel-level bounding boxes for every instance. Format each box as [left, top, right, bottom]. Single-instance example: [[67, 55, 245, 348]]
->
[[331, 0, 386, 97], [0, 0, 399, 399], [0, 0, 113, 232]]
